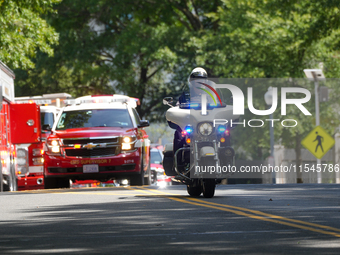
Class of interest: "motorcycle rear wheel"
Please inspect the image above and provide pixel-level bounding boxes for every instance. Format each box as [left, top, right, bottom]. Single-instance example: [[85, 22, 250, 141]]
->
[[202, 179, 215, 198], [187, 185, 202, 197]]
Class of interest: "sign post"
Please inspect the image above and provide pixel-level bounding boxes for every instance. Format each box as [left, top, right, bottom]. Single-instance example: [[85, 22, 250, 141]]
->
[[304, 69, 326, 183]]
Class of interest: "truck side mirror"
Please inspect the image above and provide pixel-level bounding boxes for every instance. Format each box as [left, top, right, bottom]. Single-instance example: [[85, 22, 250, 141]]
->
[[42, 124, 52, 131], [138, 120, 149, 128]]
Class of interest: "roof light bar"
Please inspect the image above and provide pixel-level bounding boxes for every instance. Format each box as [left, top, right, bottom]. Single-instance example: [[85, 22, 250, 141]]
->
[[65, 94, 139, 108]]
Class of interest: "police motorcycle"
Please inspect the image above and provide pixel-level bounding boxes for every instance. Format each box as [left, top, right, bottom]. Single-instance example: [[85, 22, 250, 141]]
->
[[163, 68, 238, 198]]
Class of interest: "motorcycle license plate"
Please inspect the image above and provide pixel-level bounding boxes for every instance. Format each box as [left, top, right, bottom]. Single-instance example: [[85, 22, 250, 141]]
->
[[83, 164, 99, 173]]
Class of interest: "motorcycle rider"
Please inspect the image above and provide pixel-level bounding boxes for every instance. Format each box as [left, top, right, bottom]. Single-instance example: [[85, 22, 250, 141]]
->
[[179, 67, 208, 104], [174, 67, 212, 163]]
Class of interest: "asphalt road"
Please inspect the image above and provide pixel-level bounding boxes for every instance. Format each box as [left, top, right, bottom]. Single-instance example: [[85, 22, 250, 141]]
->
[[0, 183, 340, 255]]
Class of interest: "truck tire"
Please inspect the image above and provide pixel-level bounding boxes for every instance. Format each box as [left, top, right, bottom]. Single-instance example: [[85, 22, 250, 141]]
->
[[44, 177, 57, 189], [130, 173, 144, 186], [130, 160, 145, 186], [57, 178, 70, 189], [44, 177, 70, 189], [144, 163, 151, 186]]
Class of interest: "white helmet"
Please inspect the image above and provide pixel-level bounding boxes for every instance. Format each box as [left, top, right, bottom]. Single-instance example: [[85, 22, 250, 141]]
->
[[189, 67, 208, 81]]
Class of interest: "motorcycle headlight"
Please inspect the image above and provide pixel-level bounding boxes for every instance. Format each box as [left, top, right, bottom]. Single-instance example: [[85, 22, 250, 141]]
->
[[198, 122, 213, 136]]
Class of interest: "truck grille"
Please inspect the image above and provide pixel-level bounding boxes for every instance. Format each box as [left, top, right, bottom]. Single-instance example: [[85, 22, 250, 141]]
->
[[65, 147, 118, 157], [48, 164, 136, 173], [62, 137, 119, 145]]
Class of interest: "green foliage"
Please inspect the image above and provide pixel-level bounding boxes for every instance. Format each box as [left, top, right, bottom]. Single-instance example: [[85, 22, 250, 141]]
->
[[10, 0, 340, 163], [0, 0, 60, 69], [213, 0, 340, 159]]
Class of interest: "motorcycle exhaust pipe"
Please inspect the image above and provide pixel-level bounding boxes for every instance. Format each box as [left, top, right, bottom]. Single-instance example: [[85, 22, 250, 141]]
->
[[37, 178, 43, 185]]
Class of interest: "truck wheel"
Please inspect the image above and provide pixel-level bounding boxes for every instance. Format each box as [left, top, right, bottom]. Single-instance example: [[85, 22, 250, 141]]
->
[[144, 163, 151, 186], [202, 179, 215, 198], [57, 178, 70, 189], [130, 160, 145, 186], [130, 173, 144, 186], [187, 185, 202, 197], [44, 177, 57, 189]]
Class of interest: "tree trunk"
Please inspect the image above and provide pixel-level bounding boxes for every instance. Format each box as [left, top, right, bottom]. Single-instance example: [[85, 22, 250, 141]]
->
[[295, 134, 303, 183]]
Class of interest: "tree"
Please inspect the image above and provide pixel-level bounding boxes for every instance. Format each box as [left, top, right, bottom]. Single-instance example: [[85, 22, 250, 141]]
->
[[214, 0, 340, 182], [0, 0, 60, 69], [14, 0, 223, 120]]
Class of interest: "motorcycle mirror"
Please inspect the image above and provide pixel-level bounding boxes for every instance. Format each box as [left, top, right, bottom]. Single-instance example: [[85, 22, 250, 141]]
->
[[163, 97, 173, 107]]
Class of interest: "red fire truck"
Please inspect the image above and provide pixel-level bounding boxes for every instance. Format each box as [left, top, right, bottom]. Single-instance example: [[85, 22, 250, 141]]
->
[[43, 94, 151, 189], [15, 93, 72, 190], [0, 61, 41, 191]]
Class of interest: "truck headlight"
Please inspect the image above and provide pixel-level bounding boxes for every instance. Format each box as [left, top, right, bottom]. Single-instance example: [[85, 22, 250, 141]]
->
[[17, 148, 28, 175], [17, 158, 27, 165], [32, 157, 44, 165], [17, 166, 28, 175], [122, 143, 132, 150], [32, 148, 44, 156], [198, 122, 213, 136], [123, 137, 131, 143], [17, 149, 27, 158], [122, 136, 136, 151], [46, 139, 61, 154]]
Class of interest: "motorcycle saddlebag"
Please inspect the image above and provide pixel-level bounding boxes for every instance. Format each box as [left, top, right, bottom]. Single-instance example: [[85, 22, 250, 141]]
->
[[162, 143, 176, 176]]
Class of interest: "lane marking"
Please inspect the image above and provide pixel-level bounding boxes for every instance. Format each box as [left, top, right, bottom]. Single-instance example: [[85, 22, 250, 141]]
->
[[26, 185, 340, 238], [187, 197, 340, 233], [133, 187, 340, 238], [62, 192, 142, 196]]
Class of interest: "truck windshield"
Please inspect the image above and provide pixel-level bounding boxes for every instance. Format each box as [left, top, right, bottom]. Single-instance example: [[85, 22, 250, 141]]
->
[[56, 109, 133, 130]]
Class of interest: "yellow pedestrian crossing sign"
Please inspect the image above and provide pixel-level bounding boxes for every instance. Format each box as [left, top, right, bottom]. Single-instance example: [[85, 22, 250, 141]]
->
[[301, 126, 335, 159]]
